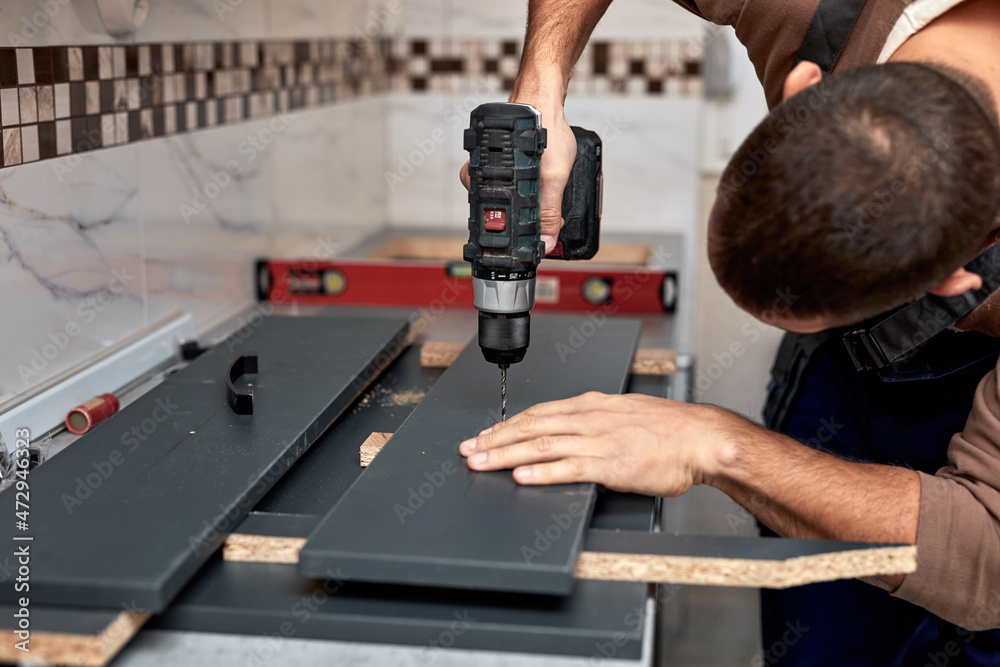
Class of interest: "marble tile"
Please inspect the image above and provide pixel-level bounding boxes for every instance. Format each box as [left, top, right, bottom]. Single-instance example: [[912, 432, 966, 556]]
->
[[85, 80, 100, 115], [3, 128, 21, 166], [67, 47, 83, 80], [15, 48, 33, 83], [98, 46, 113, 79], [363, 0, 407, 38], [1, 88, 20, 126], [20, 125, 38, 162], [449, 0, 527, 38], [36, 85, 54, 122], [53, 83, 70, 119], [0, 1, 109, 48], [134, 0, 268, 42], [395, 0, 703, 40], [382, 94, 451, 227], [271, 99, 384, 231], [562, 97, 702, 234], [390, 0, 447, 38], [55, 118, 70, 154], [138, 119, 273, 327], [17, 86, 38, 124], [593, 0, 705, 40], [0, 145, 142, 405], [266, 0, 367, 40]]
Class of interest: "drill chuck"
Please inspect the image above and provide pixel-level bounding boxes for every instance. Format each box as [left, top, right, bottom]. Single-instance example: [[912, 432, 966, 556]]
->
[[478, 311, 529, 366]]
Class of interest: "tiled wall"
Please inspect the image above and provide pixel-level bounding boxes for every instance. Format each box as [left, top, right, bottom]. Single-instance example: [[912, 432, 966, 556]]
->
[[0, 40, 387, 167], [0, 0, 717, 408], [0, 35, 703, 169]]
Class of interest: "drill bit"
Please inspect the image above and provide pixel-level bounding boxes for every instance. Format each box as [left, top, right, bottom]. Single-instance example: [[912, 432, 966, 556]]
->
[[500, 364, 508, 422]]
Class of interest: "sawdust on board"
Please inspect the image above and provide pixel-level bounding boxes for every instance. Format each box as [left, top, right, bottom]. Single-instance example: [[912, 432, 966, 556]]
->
[[352, 384, 426, 413]]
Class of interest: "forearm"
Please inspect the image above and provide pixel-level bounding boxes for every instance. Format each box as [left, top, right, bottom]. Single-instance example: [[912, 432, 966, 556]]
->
[[707, 415, 920, 586], [512, 0, 613, 104]]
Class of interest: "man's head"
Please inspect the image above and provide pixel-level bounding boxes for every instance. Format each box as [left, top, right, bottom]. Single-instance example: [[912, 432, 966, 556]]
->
[[708, 62, 1000, 333]]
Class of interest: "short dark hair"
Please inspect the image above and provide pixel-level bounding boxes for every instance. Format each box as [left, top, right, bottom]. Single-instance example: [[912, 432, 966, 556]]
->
[[709, 62, 1000, 324]]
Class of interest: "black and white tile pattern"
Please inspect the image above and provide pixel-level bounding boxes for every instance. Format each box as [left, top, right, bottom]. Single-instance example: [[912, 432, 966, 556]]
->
[[0, 37, 703, 169]]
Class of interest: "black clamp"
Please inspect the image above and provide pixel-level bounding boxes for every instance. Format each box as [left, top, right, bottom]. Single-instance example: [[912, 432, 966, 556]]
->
[[227, 353, 258, 415]]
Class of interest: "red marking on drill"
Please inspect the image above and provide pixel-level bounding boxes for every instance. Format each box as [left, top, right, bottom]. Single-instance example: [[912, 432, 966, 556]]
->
[[484, 209, 506, 232]]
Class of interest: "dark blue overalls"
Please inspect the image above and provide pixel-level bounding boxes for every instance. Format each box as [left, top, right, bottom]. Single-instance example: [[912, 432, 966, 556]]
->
[[757, 2, 1000, 663], [763, 329, 1000, 665]]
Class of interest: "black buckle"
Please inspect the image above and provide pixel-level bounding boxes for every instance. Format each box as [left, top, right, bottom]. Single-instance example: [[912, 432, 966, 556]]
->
[[842, 329, 889, 372]]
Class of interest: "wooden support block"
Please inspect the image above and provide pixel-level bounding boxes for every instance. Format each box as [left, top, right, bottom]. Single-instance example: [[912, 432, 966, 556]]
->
[[630, 348, 677, 376], [419, 341, 467, 368], [0, 610, 150, 667], [421, 341, 676, 376], [366, 235, 652, 267], [223, 534, 306, 565], [360, 432, 392, 467]]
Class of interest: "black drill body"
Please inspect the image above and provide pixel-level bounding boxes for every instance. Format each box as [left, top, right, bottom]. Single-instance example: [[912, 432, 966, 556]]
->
[[463, 102, 602, 416]]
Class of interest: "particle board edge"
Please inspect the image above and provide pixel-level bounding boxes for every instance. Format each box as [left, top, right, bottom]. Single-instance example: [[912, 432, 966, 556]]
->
[[0, 610, 150, 667], [421, 341, 676, 375]]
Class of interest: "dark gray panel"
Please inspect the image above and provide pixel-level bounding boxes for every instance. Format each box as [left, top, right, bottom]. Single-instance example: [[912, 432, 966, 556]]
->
[[254, 344, 442, 515], [584, 529, 903, 559], [0, 314, 412, 611], [299, 315, 641, 595], [0, 605, 120, 635], [236, 512, 321, 538], [256, 343, 657, 524], [150, 559, 647, 659]]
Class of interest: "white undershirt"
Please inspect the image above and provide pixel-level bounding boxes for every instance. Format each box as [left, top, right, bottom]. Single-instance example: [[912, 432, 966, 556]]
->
[[877, 0, 968, 62]]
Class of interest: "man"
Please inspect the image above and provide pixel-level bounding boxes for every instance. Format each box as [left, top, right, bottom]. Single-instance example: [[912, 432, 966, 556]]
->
[[459, 0, 1000, 663]]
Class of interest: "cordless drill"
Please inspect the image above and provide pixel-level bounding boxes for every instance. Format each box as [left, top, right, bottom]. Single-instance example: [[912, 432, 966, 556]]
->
[[463, 102, 602, 420]]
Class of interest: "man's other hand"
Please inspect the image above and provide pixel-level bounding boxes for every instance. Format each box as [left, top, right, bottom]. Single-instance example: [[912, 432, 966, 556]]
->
[[459, 392, 737, 496]]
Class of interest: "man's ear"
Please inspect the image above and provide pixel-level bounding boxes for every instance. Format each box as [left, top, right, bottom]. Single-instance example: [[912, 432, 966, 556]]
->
[[783, 61, 823, 101], [930, 268, 983, 297]]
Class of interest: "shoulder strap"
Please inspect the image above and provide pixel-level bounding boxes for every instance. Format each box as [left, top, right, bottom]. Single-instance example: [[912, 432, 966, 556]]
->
[[796, 0, 869, 75], [843, 242, 1000, 371]]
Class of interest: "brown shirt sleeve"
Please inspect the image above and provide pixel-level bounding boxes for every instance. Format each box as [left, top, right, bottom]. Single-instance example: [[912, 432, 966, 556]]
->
[[892, 361, 1000, 630]]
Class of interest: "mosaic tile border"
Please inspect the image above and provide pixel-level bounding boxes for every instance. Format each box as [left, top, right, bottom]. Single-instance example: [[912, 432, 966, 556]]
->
[[0, 38, 704, 169]]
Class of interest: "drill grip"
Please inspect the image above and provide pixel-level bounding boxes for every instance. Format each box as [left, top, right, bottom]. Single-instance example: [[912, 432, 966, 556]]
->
[[550, 127, 602, 260]]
